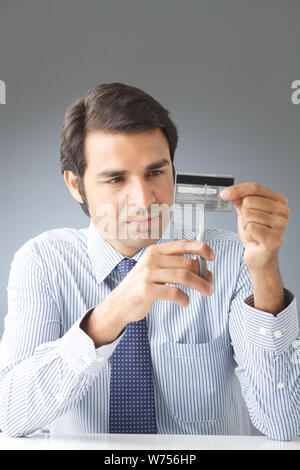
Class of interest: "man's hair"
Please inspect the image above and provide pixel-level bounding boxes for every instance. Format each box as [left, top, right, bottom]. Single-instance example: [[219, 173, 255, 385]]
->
[[60, 82, 178, 217]]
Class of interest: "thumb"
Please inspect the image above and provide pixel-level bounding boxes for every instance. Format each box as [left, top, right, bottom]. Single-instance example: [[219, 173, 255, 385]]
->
[[232, 198, 243, 216]]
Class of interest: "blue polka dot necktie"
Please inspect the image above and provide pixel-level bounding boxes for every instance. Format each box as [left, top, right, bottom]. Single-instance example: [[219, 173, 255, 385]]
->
[[109, 257, 157, 434]]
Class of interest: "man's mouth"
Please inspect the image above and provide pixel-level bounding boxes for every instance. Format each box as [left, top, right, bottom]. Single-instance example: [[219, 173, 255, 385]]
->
[[126, 215, 159, 232], [127, 216, 153, 223]]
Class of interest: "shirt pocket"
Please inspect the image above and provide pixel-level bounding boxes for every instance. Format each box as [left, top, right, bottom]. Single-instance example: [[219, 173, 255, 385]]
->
[[156, 332, 234, 423]]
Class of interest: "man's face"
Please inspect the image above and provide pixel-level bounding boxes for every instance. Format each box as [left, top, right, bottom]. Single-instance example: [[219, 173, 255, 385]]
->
[[70, 128, 175, 256]]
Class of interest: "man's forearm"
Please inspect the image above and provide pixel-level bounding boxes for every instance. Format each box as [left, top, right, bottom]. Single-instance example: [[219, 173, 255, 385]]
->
[[249, 262, 285, 316], [0, 324, 99, 437]]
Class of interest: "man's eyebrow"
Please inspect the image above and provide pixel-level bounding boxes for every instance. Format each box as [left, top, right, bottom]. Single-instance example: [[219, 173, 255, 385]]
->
[[96, 158, 170, 178], [146, 158, 170, 171]]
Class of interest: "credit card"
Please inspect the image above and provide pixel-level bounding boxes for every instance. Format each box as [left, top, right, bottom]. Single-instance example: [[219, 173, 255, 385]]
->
[[174, 172, 235, 278], [174, 173, 234, 211]]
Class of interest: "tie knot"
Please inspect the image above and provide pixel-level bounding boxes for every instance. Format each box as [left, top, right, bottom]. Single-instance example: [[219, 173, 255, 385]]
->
[[116, 258, 136, 277]]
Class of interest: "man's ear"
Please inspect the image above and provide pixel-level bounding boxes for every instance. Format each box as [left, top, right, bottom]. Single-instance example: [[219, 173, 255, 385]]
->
[[64, 171, 85, 204]]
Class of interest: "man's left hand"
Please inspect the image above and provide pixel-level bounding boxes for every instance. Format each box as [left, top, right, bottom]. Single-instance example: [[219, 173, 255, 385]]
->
[[220, 182, 290, 272]]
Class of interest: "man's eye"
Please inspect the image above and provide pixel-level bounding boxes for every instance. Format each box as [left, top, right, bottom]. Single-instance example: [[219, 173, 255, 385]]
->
[[107, 177, 123, 184], [107, 171, 163, 184]]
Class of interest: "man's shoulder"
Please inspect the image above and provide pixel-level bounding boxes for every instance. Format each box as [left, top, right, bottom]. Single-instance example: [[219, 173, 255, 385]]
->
[[204, 226, 241, 244], [13, 226, 89, 263]]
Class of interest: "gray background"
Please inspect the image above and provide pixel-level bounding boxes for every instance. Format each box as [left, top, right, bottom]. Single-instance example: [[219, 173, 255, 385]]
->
[[0, 0, 299, 340]]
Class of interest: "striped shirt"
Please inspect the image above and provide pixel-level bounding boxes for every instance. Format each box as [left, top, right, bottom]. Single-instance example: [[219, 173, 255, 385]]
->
[[0, 219, 299, 439]]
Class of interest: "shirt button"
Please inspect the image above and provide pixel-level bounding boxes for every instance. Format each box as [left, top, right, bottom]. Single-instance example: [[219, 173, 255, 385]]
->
[[96, 356, 105, 363], [273, 330, 282, 339], [56, 394, 64, 403], [259, 327, 267, 336], [277, 382, 284, 389]]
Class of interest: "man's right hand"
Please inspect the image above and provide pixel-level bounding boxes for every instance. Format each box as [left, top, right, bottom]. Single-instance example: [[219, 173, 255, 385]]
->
[[80, 239, 216, 348]]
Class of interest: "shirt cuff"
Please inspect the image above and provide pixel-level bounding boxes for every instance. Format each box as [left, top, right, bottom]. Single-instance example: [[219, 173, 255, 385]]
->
[[58, 308, 125, 375], [242, 289, 299, 353]]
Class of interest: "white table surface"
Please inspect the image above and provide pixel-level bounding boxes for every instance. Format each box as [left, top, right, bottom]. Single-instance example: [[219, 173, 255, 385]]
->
[[0, 432, 300, 450]]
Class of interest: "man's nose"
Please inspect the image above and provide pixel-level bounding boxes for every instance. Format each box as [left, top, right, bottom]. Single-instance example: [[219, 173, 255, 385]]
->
[[127, 178, 156, 208]]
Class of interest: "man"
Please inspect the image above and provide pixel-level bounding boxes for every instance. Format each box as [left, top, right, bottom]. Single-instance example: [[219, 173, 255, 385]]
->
[[0, 83, 299, 439]]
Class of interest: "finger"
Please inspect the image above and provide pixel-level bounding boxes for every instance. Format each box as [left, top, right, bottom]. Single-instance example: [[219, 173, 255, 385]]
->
[[203, 266, 214, 286], [240, 209, 288, 231], [220, 182, 288, 205], [150, 267, 214, 297], [240, 196, 290, 218], [154, 284, 190, 307], [155, 239, 216, 260], [152, 254, 211, 275]]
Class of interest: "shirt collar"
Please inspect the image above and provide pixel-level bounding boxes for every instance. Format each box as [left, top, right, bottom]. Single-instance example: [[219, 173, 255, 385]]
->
[[87, 218, 184, 285]]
